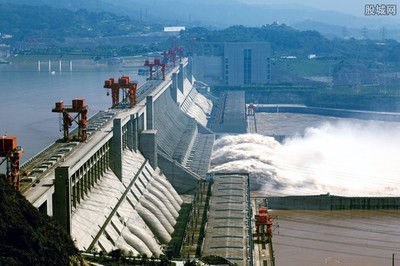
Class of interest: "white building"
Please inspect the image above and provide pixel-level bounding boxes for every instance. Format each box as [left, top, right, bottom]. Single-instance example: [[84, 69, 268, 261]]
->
[[192, 42, 271, 86]]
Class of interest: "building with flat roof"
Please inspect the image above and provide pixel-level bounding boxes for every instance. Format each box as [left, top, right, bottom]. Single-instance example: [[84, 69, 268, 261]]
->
[[192, 42, 271, 87]]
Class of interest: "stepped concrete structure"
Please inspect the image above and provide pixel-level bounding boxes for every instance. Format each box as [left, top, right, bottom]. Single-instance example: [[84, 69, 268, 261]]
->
[[211, 91, 247, 133], [202, 173, 252, 265], [21, 58, 214, 256]]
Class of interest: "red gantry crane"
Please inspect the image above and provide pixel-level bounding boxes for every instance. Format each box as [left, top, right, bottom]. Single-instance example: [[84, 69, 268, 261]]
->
[[52, 98, 88, 142], [255, 207, 273, 242], [104, 76, 138, 108], [163, 46, 185, 68], [144, 59, 166, 80], [0, 136, 23, 190]]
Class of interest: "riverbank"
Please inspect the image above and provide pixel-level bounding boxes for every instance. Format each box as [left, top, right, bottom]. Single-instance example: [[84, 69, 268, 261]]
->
[[6, 54, 95, 63], [214, 85, 400, 113], [5, 54, 147, 65]]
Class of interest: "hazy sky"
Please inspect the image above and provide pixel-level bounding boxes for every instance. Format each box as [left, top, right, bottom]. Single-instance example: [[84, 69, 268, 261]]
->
[[240, 0, 391, 17]]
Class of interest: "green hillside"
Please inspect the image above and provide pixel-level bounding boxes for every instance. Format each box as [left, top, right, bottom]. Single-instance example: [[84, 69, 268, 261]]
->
[[0, 176, 84, 265], [0, 3, 160, 43]]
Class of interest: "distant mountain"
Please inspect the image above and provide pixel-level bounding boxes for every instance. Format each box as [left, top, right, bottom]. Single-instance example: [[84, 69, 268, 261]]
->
[[0, 3, 160, 44], [0, 0, 108, 9], [292, 20, 400, 41], [2, 0, 400, 40], [3, 0, 399, 29], [96, 0, 400, 29]]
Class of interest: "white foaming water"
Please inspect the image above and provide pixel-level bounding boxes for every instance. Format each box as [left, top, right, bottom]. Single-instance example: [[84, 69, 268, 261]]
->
[[210, 121, 400, 196]]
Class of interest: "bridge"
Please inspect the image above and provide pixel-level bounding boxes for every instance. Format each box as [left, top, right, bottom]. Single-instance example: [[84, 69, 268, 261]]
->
[[20, 58, 215, 256]]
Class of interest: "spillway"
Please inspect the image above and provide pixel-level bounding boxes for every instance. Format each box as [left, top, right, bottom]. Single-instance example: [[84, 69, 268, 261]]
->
[[154, 84, 214, 192], [144, 192, 176, 226], [71, 150, 181, 255], [180, 84, 213, 127]]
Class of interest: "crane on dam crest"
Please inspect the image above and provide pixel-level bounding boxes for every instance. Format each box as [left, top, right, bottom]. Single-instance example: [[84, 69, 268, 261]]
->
[[0, 136, 23, 190]]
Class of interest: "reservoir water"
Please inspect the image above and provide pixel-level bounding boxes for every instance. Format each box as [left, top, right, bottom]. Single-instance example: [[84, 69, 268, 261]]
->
[[0, 61, 145, 163]]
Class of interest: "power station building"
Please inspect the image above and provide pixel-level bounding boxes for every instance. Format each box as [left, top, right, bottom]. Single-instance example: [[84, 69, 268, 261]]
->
[[192, 42, 271, 86]]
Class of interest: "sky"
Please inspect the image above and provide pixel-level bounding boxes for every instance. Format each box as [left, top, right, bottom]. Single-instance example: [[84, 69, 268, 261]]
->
[[240, 0, 396, 18]]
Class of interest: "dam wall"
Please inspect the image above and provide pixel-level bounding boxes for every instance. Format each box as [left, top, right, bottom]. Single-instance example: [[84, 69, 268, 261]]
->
[[266, 195, 400, 210], [71, 150, 182, 256], [154, 84, 214, 193], [154, 86, 198, 160], [22, 58, 214, 255]]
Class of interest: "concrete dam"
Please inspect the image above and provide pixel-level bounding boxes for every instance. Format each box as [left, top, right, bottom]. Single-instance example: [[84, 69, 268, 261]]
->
[[21, 58, 214, 256], [17, 60, 400, 262]]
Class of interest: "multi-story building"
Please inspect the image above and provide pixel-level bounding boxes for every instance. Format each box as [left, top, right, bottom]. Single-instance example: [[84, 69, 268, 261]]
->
[[192, 42, 271, 86]]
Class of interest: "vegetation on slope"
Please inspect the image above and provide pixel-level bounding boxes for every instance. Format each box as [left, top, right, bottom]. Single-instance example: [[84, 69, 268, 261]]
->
[[181, 24, 400, 62], [0, 176, 84, 265], [0, 3, 161, 43]]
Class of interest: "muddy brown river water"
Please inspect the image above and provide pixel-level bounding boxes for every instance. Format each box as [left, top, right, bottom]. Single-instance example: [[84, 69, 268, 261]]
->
[[270, 210, 400, 266]]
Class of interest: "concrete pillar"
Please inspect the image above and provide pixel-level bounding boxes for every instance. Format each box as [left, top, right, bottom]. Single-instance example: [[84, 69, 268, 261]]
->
[[46, 195, 53, 216], [111, 118, 123, 181], [76, 180, 81, 205], [178, 63, 185, 93], [146, 96, 154, 130], [139, 130, 158, 169], [88, 168, 92, 191], [138, 113, 145, 131], [84, 169, 88, 196], [128, 114, 139, 151], [127, 114, 134, 151], [54, 166, 72, 234], [188, 57, 193, 84], [90, 156, 95, 187], [171, 73, 178, 104], [72, 183, 77, 208], [38, 196, 53, 216], [96, 156, 101, 183], [104, 144, 109, 173]]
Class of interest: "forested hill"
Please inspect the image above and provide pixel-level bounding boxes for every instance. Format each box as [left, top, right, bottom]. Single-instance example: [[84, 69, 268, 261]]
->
[[2, 2, 400, 65], [0, 3, 160, 44], [183, 24, 335, 56], [181, 24, 400, 62], [0, 176, 85, 265]]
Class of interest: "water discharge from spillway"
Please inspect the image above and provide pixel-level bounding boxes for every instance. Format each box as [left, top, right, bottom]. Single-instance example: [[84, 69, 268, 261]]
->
[[210, 121, 400, 196]]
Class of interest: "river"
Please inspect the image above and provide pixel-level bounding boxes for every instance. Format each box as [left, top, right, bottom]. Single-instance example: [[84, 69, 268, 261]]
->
[[211, 112, 400, 265], [271, 209, 400, 266], [254, 113, 400, 265]]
